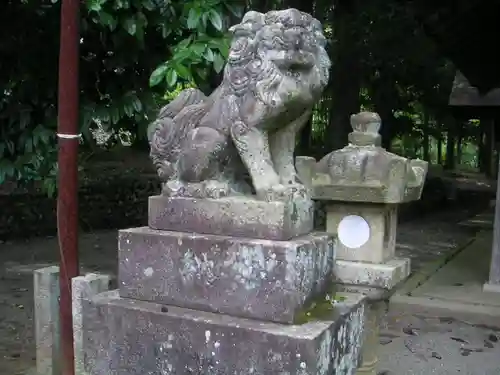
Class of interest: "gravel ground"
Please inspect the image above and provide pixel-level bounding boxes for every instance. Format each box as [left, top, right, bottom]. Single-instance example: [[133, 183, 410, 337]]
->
[[379, 312, 500, 375], [0, 202, 485, 375]]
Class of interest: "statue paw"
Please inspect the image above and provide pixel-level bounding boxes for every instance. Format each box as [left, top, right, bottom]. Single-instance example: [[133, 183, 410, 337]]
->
[[162, 180, 231, 199], [280, 173, 302, 185], [155, 161, 174, 182], [162, 180, 187, 197], [203, 180, 231, 199], [259, 183, 309, 202]]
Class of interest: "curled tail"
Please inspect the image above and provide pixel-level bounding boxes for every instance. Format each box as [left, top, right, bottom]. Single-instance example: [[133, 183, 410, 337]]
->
[[147, 88, 206, 142], [148, 88, 207, 181]]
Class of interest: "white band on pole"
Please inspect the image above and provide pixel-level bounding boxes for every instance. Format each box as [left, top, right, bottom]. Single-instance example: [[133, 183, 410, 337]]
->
[[56, 133, 82, 139]]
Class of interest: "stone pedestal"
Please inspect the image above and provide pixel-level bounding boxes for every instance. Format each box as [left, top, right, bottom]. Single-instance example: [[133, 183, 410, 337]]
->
[[297, 111, 428, 375], [82, 195, 367, 375], [352, 299, 384, 375], [118, 226, 334, 323], [72, 273, 110, 375], [34, 266, 61, 375], [148, 195, 314, 241], [84, 290, 365, 375]]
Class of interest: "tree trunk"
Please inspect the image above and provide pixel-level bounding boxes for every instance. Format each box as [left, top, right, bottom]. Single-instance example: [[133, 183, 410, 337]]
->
[[479, 119, 495, 176], [495, 143, 500, 179], [371, 73, 398, 150], [478, 124, 485, 171], [422, 111, 430, 161], [445, 118, 455, 170], [485, 119, 496, 177], [437, 135, 443, 164], [371, 87, 396, 151], [456, 122, 463, 166], [379, 110, 396, 151], [326, 0, 361, 152]]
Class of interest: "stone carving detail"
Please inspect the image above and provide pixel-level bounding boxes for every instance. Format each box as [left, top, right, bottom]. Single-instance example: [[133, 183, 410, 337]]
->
[[298, 111, 428, 203], [148, 9, 331, 201]]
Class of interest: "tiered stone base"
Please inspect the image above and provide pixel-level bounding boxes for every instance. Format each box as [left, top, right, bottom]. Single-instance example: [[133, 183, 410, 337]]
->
[[82, 195, 367, 375], [118, 227, 334, 323], [148, 195, 314, 240], [335, 258, 410, 290], [83, 291, 365, 375]]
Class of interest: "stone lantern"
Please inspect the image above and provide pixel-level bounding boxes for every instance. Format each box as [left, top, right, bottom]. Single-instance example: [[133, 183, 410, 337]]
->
[[297, 111, 428, 375]]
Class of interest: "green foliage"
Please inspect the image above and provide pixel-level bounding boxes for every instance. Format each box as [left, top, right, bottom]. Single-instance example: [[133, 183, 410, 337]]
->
[[0, 0, 240, 195], [147, 0, 240, 90], [0, 0, 489, 196], [164, 82, 198, 101]]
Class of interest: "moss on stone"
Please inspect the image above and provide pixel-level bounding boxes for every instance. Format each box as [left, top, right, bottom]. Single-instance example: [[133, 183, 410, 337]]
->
[[294, 288, 347, 325]]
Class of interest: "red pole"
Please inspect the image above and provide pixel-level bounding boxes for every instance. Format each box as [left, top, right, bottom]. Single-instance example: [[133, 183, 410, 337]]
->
[[57, 0, 80, 374]]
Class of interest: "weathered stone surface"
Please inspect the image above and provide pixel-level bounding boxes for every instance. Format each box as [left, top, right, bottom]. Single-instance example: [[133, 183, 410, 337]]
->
[[326, 203, 397, 264], [72, 273, 111, 375], [34, 266, 60, 375], [313, 184, 416, 204], [148, 9, 331, 202], [148, 195, 314, 241], [335, 258, 411, 290], [119, 227, 334, 323], [296, 112, 428, 204], [293, 112, 425, 375], [83, 290, 366, 375]]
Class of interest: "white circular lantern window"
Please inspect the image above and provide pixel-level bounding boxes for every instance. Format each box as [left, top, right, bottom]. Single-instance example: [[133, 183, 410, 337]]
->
[[337, 215, 370, 249]]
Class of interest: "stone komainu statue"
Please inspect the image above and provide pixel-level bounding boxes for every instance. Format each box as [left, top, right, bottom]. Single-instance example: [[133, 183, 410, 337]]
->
[[148, 8, 331, 201]]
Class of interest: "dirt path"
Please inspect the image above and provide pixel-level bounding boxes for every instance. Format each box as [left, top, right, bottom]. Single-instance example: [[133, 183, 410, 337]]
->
[[0, 204, 483, 375]]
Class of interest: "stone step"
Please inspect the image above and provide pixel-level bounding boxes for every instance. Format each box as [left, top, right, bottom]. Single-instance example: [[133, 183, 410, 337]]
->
[[118, 227, 334, 324], [148, 195, 314, 241], [83, 290, 366, 375]]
